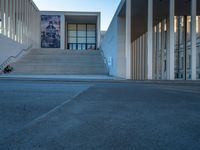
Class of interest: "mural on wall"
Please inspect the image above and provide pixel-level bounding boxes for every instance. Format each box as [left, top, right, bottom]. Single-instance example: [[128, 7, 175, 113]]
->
[[41, 15, 61, 48]]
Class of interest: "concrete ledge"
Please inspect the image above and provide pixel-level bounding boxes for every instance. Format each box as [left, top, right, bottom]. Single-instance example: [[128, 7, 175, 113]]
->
[[0, 75, 122, 82]]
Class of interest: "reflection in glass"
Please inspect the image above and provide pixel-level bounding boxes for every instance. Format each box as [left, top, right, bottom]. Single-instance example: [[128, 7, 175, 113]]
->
[[67, 23, 96, 50]]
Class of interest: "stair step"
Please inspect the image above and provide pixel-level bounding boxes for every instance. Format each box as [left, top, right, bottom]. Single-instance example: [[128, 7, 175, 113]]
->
[[11, 49, 108, 75]]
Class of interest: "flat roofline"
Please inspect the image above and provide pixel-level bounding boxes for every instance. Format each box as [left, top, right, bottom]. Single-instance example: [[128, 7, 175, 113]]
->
[[40, 11, 100, 15]]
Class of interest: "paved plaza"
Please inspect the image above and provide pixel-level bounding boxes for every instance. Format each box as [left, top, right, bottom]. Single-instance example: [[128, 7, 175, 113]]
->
[[0, 79, 200, 150]]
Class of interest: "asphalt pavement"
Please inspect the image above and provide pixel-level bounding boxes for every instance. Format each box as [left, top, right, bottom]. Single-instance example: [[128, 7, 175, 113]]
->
[[0, 79, 200, 150]]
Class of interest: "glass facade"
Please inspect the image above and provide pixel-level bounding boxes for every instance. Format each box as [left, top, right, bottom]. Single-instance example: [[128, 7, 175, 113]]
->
[[67, 23, 96, 50], [151, 16, 200, 80], [174, 16, 200, 79]]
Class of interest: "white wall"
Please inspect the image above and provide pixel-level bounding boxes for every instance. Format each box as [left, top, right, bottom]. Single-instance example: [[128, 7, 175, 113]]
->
[[101, 0, 126, 78], [101, 18, 118, 76], [117, 17, 126, 78], [0, 34, 27, 67]]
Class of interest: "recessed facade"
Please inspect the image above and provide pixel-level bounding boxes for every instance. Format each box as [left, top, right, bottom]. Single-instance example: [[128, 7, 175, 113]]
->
[[40, 11, 101, 50]]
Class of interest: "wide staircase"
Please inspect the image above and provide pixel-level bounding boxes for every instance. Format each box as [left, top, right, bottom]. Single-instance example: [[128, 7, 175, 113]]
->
[[11, 49, 108, 75]]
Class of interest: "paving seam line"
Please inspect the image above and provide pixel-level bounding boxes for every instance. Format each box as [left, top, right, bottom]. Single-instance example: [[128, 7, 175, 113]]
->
[[22, 85, 92, 129]]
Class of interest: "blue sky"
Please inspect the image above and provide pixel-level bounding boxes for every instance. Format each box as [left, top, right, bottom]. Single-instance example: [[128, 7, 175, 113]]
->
[[33, 0, 121, 31]]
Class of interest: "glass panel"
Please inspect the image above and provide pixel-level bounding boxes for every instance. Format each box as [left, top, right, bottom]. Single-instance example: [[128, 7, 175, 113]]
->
[[68, 44, 73, 50], [68, 31, 76, 37], [87, 31, 95, 37], [68, 37, 76, 43], [67, 24, 97, 50], [87, 24, 96, 31], [77, 31, 86, 37], [78, 37, 86, 43], [78, 44, 82, 50], [78, 24, 86, 31], [87, 37, 96, 43], [87, 44, 96, 50], [187, 16, 191, 42], [72, 44, 77, 49], [68, 24, 76, 30], [175, 16, 185, 79], [82, 44, 86, 50]]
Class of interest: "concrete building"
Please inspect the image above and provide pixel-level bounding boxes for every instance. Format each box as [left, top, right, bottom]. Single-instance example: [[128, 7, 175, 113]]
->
[[0, 0, 103, 75], [101, 0, 200, 80], [0, 0, 39, 70], [0, 0, 200, 80], [40, 11, 100, 50]]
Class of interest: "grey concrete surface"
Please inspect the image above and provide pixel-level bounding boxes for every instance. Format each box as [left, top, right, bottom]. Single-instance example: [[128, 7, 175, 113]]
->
[[0, 80, 200, 150], [11, 49, 108, 75]]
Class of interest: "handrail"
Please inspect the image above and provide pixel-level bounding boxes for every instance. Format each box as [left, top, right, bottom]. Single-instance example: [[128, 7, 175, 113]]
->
[[0, 45, 33, 73]]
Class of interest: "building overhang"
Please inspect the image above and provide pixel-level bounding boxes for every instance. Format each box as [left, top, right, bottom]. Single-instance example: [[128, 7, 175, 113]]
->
[[131, 0, 200, 41]]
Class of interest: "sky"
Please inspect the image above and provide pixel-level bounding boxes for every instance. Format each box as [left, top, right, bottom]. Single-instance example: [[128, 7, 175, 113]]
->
[[33, 0, 121, 31]]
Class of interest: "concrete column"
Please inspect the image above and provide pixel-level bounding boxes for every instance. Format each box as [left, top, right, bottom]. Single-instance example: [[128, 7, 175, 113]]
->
[[9, 0, 13, 39], [142, 34, 145, 80], [147, 0, 153, 80], [125, 0, 132, 79], [168, 0, 175, 80], [61, 14, 65, 49], [13, 0, 16, 40], [191, 0, 197, 80], [25, 0, 28, 46], [161, 19, 165, 79], [5, 0, 8, 36], [21, 0, 24, 44], [134, 39, 137, 79], [139, 36, 142, 80], [16, 0, 19, 42], [18, 0, 21, 43], [97, 14, 101, 49], [0, 0, 4, 34]]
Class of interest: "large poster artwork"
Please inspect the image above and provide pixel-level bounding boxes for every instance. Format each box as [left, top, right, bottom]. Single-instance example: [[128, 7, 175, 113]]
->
[[41, 15, 61, 48]]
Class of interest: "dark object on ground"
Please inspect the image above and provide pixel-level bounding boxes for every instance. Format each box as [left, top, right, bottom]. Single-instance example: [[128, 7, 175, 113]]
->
[[3, 65, 13, 73]]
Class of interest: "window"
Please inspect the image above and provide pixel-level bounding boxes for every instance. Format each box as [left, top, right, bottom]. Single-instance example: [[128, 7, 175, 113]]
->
[[198, 53, 200, 67], [67, 23, 96, 50], [164, 60, 167, 72], [181, 57, 184, 69]]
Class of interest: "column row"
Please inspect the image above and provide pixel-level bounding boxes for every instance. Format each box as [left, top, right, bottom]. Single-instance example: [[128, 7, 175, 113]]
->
[[0, 0, 40, 48], [132, 0, 199, 80]]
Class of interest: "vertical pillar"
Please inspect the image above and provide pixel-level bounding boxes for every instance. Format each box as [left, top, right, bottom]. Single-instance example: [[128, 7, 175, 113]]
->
[[125, 0, 132, 79], [5, 0, 8, 36], [97, 13, 101, 49], [13, 0, 15, 40], [133, 41, 137, 80], [147, 0, 153, 80], [139, 36, 142, 80], [0, 0, 4, 34], [16, 0, 18, 42], [21, 0, 23, 43], [168, 0, 175, 80], [61, 14, 65, 49], [142, 34, 145, 80], [9, 0, 13, 39], [191, 0, 197, 80], [18, 0, 22, 43], [161, 19, 165, 79]]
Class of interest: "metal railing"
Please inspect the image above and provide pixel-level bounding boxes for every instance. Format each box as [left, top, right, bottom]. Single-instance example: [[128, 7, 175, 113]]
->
[[0, 45, 33, 73]]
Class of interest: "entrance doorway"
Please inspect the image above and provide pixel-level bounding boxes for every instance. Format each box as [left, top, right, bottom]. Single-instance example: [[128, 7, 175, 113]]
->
[[67, 24, 96, 50]]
